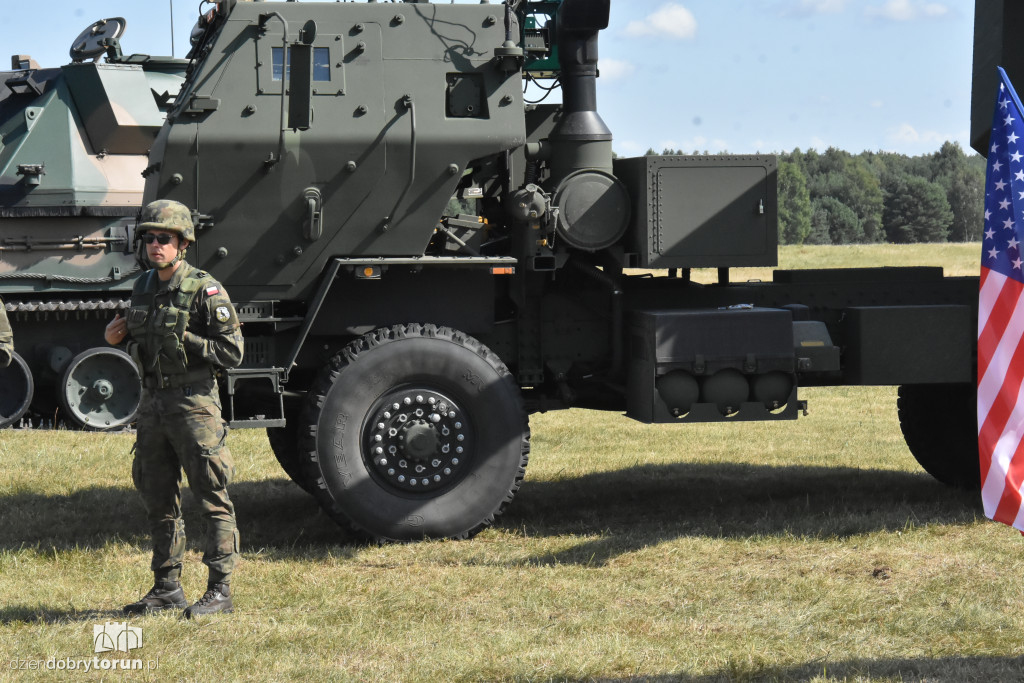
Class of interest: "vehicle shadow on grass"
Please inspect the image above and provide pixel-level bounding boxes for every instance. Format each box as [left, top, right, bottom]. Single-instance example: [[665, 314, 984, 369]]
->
[[499, 461, 984, 566], [0, 461, 982, 565], [566, 653, 1024, 682], [0, 477, 357, 557], [0, 606, 125, 626]]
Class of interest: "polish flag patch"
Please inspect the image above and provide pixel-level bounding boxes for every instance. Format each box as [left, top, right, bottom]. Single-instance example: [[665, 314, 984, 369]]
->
[[205, 285, 220, 296]]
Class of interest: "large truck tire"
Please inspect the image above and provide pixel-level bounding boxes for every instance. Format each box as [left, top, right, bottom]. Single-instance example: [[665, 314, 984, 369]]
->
[[897, 383, 980, 490], [300, 323, 530, 541], [266, 396, 314, 493]]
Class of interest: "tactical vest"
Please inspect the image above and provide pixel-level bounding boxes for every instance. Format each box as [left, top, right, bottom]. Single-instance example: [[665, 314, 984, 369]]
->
[[125, 268, 216, 386]]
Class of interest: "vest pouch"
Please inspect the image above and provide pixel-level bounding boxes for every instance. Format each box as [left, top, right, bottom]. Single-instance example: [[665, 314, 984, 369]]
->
[[125, 306, 149, 338]]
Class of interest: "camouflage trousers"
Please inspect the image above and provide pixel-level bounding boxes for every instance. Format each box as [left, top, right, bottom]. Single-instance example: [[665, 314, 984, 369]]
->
[[131, 389, 238, 584]]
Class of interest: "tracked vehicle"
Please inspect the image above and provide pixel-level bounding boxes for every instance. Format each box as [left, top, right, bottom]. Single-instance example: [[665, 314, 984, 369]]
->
[[5, 1, 983, 541], [0, 18, 186, 429]]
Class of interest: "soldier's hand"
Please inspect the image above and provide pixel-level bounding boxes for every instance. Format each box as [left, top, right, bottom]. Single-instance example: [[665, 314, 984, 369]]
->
[[104, 314, 128, 345]]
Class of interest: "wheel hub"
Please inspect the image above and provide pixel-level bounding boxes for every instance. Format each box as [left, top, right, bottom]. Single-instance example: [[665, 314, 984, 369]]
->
[[402, 420, 439, 459], [93, 379, 114, 399], [365, 388, 470, 493]]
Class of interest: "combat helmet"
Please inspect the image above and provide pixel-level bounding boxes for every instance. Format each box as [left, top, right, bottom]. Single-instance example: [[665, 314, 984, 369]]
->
[[138, 199, 195, 242]]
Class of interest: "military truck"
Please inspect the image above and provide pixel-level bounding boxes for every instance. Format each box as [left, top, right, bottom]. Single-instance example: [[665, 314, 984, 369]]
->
[[4, 0, 982, 542], [0, 18, 186, 429]]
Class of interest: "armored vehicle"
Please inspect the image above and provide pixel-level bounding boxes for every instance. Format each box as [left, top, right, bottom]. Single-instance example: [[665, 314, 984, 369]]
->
[[0, 18, 186, 429], [7, 0, 982, 542]]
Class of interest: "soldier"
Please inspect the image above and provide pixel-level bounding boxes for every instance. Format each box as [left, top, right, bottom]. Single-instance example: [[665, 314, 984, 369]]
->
[[0, 296, 12, 368], [105, 199, 244, 618]]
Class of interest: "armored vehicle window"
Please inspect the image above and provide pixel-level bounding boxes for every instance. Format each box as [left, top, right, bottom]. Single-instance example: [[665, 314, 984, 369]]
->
[[272, 47, 287, 81], [313, 49, 330, 82], [272, 47, 331, 82]]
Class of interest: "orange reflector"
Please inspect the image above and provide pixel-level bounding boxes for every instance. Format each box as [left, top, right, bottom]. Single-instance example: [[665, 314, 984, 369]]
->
[[355, 266, 381, 279], [491, 267, 515, 275]]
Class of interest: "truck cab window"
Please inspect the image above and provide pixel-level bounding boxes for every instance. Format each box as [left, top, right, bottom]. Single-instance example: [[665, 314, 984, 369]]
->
[[272, 47, 330, 82]]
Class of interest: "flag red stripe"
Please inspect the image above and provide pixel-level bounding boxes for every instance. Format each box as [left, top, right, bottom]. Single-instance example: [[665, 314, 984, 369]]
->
[[978, 332, 1024, 484], [977, 272, 1024, 428], [978, 274, 1024, 380], [992, 432, 1024, 525]]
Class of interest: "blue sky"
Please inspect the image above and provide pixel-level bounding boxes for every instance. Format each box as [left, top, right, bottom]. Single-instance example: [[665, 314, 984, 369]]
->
[[0, 0, 977, 158]]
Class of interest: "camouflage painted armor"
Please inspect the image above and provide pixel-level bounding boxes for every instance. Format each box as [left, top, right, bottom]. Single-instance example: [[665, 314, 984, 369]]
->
[[125, 261, 244, 584], [0, 297, 12, 368]]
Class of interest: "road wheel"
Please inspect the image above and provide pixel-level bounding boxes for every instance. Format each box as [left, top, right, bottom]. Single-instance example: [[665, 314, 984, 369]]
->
[[59, 347, 141, 430], [0, 352, 34, 428], [300, 324, 530, 541], [898, 383, 979, 489]]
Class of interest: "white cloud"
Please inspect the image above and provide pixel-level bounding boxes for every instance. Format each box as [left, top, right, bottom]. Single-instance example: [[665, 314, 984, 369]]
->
[[599, 58, 635, 81], [889, 123, 947, 145], [613, 136, 733, 156], [865, 0, 949, 21], [672, 136, 732, 153], [624, 4, 697, 40], [615, 140, 647, 157]]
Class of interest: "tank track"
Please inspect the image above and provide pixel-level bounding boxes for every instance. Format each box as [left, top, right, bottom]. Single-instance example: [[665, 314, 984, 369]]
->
[[4, 298, 130, 314]]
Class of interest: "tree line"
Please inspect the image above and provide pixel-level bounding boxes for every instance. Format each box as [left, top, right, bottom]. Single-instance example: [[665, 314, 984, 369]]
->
[[641, 142, 986, 245]]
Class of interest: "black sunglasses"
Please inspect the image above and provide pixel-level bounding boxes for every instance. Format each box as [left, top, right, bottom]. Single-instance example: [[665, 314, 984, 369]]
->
[[143, 233, 175, 245]]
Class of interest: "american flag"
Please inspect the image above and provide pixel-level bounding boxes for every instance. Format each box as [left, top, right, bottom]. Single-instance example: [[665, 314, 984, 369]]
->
[[978, 67, 1024, 531]]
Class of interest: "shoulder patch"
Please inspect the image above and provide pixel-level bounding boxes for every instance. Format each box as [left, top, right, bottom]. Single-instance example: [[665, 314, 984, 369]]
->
[[206, 284, 221, 297], [215, 306, 231, 323]]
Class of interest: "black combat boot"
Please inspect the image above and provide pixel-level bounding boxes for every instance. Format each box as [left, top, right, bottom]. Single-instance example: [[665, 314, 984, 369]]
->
[[123, 580, 188, 615], [183, 582, 233, 618]]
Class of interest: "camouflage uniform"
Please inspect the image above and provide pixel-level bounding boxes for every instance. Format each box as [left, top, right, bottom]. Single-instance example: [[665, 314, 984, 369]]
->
[[124, 208, 244, 590], [0, 297, 11, 368]]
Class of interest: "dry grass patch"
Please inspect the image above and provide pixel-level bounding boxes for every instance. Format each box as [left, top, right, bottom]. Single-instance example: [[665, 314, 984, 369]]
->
[[2, 243, 1020, 681], [2, 386, 1021, 681]]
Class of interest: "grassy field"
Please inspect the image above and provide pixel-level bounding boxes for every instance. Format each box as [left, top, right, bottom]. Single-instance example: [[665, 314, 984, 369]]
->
[[689, 242, 981, 283], [3, 243, 1019, 682]]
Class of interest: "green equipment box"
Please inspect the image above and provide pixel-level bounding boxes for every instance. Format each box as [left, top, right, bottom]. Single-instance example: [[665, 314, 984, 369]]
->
[[613, 155, 778, 269]]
